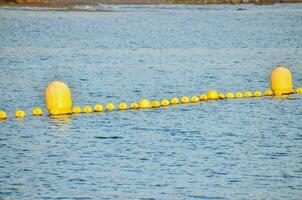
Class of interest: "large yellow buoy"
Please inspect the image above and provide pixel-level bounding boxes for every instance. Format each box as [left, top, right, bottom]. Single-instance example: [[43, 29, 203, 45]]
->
[[45, 81, 72, 115], [0, 111, 7, 120], [139, 99, 151, 109], [207, 90, 218, 100], [15, 110, 26, 118], [151, 101, 161, 108], [32, 107, 43, 116], [270, 66, 293, 94]]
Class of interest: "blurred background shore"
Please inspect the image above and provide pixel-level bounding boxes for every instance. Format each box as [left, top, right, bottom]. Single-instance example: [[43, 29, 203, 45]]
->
[[1, 0, 302, 8]]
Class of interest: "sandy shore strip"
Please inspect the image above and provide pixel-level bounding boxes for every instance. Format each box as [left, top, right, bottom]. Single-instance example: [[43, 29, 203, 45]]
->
[[1, 0, 302, 8]]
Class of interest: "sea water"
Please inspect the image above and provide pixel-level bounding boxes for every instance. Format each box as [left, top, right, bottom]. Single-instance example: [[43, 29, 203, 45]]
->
[[0, 4, 302, 199]]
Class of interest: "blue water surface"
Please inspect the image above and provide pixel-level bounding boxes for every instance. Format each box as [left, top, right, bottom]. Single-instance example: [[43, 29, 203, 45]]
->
[[0, 3, 302, 199]]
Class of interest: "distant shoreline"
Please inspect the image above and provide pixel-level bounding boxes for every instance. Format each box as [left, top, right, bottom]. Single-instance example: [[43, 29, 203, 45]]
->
[[1, 0, 302, 8]]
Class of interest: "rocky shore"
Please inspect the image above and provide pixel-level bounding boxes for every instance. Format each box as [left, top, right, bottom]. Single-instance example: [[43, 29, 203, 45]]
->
[[1, 0, 302, 7]]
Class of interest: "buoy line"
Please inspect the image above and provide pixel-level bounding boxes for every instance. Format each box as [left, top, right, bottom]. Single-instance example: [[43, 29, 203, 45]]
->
[[0, 65, 301, 121]]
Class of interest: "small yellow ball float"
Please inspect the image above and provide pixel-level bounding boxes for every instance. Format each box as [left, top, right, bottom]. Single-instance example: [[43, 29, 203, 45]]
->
[[296, 88, 302, 94], [170, 97, 179, 105], [32, 107, 43, 116], [72, 106, 81, 114], [207, 90, 218, 100], [218, 93, 225, 99], [244, 91, 252, 98], [264, 89, 273, 96], [190, 96, 199, 103], [94, 104, 103, 112], [181, 96, 190, 104], [119, 102, 128, 110], [45, 81, 72, 115], [199, 94, 208, 101], [139, 99, 152, 109], [274, 90, 283, 96], [106, 103, 115, 111], [161, 99, 170, 107], [0, 111, 8, 120], [226, 92, 234, 99], [235, 92, 243, 98], [130, 102, 139, 109], [254, 91, 262, 97], [15, 110, 26, 118], [151, 101, 161, 108], [83, 106, 93, 113]]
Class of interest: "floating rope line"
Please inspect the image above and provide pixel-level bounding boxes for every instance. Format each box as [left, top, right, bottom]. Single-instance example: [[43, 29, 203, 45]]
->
[[0, 66, 301, 121]]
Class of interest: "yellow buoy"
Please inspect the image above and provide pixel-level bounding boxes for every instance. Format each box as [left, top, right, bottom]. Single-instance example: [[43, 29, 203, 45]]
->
[[170, 97, 179, 105], [254, 91, 262, 97], [15, 110, 26, 118], [264, 89, 273, 96], [130, 102, 139, 109], [32, 107, 43, 116], [207, 90, 218, 100], [244, 91, 252, 98], [235, 92, 243, 98], [72, 106, 81, 114], [45, 81, 72, 115], [94, 104, 103, 112], [226, 92, 234, 99], [83, 106, 92, 113], [274, 90, 283, 96], [106, 103, 115, 111], [200, 94, 208, 101], [151, 101, 161, 108], [218, 93, 225, 99], [190, 96, 199, 103], [119, 102, 128, 110], [161, 99, 170, 107], [296, 88, 302, 94], [270, 66, 293, 94], [0, 111, 7, 120], [139, 99, 151, 109], [181, 96, 190, 104]]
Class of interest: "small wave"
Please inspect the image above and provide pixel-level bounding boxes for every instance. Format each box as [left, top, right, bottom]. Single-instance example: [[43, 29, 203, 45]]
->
[[94, 136, 122, 139]]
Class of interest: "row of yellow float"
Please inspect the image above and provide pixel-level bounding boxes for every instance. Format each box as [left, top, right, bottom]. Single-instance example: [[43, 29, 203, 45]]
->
[[0, 65, 301, 121], [1, 88, 301, 120]]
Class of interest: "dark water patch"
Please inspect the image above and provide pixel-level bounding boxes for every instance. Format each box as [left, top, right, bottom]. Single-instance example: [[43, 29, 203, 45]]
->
[[94, 136, 122, 139], [140, 198, 156, 200], [68, 178, 86, 182], [188, 195, 226, 199]]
